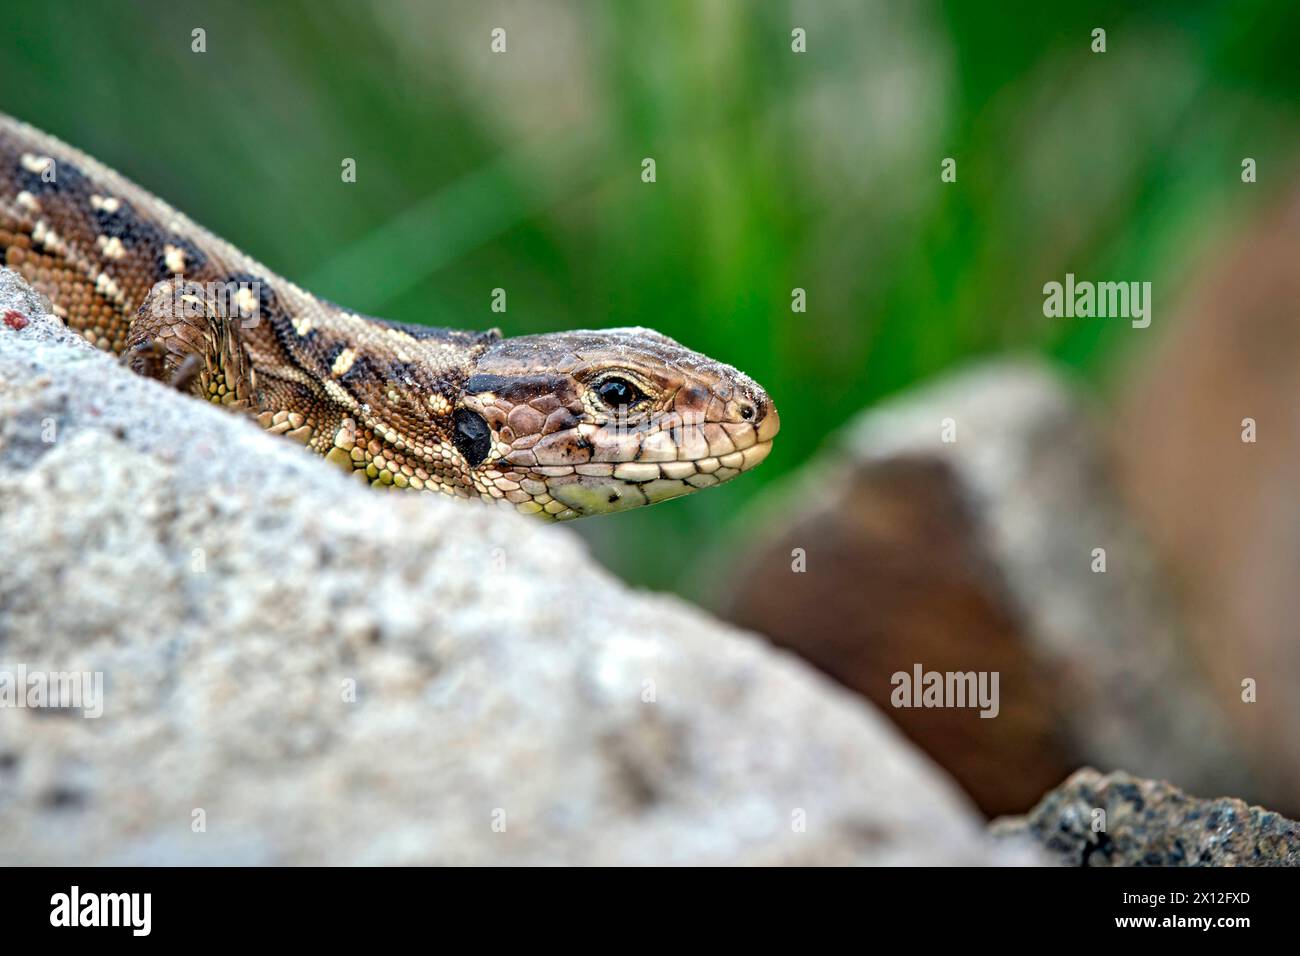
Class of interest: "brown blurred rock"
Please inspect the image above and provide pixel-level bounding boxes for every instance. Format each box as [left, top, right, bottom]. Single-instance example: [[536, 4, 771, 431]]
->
[[720, 453, 1070, 816], [991, 768, 1300, 866], [1113, 190, 1300, 816], [715, 360, 1250, 817]]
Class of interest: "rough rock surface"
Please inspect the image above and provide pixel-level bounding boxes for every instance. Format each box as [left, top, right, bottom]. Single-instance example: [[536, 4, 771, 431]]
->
[[0, 267, 1016, 865], [991, 768, 1300, 866], [714, 359, 1251, 816]]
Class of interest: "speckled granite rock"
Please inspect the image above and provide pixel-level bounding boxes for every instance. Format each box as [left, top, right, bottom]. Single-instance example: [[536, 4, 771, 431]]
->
[[991, 769, 1300, 866], [0, 267, 1023, 866]]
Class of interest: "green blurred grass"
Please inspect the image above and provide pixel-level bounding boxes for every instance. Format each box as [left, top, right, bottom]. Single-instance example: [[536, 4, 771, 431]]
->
[[3, 0, 1298, 597]]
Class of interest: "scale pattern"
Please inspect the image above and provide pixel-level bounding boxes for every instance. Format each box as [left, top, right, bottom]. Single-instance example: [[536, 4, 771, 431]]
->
[[0, 113, 778, 519]]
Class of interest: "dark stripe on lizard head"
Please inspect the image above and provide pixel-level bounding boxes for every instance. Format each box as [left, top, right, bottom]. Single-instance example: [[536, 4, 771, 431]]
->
[[465, 373, 572, 403]]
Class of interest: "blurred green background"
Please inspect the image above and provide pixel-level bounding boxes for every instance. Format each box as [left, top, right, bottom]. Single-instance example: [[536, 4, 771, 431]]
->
[[4, 0, 1298, 598]]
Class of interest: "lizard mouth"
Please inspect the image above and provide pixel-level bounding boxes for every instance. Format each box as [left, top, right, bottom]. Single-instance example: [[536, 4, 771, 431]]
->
[[544, 437, 775, 518], [523, 407, 779, 520]]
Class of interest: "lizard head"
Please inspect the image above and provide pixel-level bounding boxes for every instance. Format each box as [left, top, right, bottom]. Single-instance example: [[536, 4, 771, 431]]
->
[[455, 327, 779, 519]]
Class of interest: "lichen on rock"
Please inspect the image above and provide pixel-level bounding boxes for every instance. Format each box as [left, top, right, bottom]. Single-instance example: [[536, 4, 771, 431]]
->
[[991, 768, 1300, 866]]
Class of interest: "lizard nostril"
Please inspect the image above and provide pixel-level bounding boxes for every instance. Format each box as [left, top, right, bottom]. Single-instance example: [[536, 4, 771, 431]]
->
[[754, 397, 779, 441]]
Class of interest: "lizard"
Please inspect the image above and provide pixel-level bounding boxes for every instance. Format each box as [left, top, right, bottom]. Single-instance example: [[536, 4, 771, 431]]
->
[[0, 112, 778, 520]]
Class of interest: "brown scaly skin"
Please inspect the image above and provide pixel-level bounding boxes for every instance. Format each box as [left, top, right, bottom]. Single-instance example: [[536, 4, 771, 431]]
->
[[0, 113, 778, 519]]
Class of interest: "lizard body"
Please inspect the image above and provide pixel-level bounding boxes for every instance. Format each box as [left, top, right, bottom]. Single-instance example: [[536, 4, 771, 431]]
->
[[0, 113, 777, 519]]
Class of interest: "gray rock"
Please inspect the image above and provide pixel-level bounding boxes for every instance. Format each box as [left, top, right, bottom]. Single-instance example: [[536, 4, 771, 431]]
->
[[714, 359, 1252, 814], [992, 768, 1300, 866], [1110, 188, 1300, 816], [0, 267, 1013, 865], [842, 361, 1244, 794]]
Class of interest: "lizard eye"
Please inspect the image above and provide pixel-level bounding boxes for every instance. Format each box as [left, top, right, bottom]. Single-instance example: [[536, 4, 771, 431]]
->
[[595, 377, 643, 408]]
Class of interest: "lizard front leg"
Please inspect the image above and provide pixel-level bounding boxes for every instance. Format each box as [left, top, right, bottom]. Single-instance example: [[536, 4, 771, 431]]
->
[[125, 276, 258, 412]]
